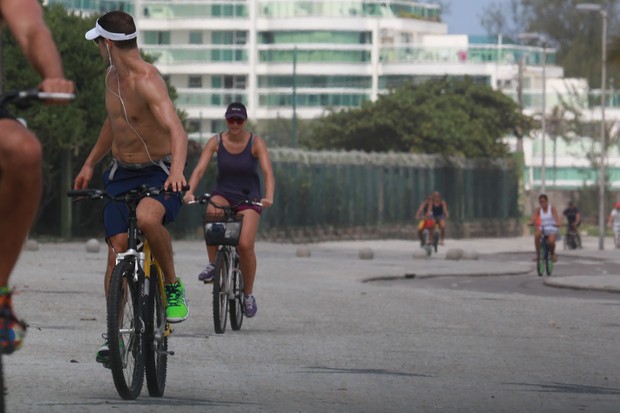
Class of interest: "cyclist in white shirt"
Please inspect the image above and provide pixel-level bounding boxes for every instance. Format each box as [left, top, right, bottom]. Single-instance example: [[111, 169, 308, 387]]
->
[[529, 194, 560, 262], [607, 202, 620, 246]]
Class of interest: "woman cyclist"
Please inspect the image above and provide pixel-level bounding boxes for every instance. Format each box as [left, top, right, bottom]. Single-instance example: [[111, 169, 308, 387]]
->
[[430, 191, 449, 245], [183, 102, 275, 317], [529, 194, 560, 262]]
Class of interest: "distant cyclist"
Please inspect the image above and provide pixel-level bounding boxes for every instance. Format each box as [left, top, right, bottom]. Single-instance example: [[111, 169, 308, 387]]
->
[[529, 194, 560, 262], [563, 201, 581, 248], [430, 191, 449, 245], [415, 195, 432, 246], [607, 202, 620, 246]]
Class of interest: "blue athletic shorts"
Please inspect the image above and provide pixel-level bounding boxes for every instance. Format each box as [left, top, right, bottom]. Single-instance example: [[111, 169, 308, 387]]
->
[[102, 164, 182, 238]]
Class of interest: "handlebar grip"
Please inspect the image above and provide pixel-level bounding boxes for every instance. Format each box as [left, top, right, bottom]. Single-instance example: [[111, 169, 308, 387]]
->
[[37, 92, 76, 101], [67, 189, 92, 197], [67, 189, 102, 198]]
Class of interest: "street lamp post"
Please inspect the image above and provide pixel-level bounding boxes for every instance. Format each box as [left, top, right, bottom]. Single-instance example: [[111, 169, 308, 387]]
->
[[519, 33, 547, 193], [577, 3, 607, 250]]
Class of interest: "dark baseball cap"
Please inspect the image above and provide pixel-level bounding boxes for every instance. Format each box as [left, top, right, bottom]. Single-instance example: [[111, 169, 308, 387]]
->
[[225, 102, 247, 120]]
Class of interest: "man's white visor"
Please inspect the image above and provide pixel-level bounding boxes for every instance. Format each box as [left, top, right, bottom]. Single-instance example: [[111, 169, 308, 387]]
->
[[85, 20, 138, 41]]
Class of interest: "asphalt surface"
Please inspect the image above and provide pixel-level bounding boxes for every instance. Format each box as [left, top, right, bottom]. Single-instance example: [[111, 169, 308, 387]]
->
[[3, 234, 620, 412]]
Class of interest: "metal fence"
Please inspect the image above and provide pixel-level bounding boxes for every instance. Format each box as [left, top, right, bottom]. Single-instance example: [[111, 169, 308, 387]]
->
[[168, 149, 521, 241]]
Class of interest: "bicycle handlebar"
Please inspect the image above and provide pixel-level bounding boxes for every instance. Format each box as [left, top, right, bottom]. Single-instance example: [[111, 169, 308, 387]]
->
[[67, 185, 190, 202], [0, 88, 76, 108], [189, 192, 263, 208]]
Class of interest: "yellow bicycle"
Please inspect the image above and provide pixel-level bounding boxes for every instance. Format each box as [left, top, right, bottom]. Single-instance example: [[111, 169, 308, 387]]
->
[[68, 186, 176, 400]]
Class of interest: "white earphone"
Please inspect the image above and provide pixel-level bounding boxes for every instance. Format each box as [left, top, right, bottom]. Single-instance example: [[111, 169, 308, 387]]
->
[[105, 41, 112, 67]]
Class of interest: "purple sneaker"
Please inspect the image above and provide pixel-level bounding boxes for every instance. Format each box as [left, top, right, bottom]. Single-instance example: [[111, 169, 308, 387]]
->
[[198, 263, 215, 283], [244, 295, 257, 317]]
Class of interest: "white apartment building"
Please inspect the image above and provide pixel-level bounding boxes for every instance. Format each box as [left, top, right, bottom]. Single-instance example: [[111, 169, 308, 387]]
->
[[49, 0, 620, 192], [47, 1, 565, 135]]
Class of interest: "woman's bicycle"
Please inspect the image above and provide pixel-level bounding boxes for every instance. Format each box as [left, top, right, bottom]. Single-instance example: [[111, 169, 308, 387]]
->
[[536, 227, 554, 277], [68, 185, 182, 400], [0, 88, 74, 411], [190, 193, 262, 334]]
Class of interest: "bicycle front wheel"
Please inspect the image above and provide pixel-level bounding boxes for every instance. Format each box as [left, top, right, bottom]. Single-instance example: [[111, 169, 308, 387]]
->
[[213, 249, 229, 334], [145, 264, 168, 397], [108, 260, 145, 400], [546, 255, 554, 276], [229, 254, 244, 331], [536, 249, 544, 277]]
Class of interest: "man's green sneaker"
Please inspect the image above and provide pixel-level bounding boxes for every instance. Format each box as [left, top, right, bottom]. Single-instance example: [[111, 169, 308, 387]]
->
[[165, 279, 189, 323]]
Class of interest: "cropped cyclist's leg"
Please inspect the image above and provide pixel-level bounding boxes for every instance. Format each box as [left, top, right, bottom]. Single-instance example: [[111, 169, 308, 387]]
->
[[0, 121, 40, 353], [0, 121, 42, 289], [547, 231, 558, 262], [198, 195, 228, 282], [95, 233, 128, 364], [105, 234, 128, 297], [237, 209, 260, 317], [137, 197, 189, 323]]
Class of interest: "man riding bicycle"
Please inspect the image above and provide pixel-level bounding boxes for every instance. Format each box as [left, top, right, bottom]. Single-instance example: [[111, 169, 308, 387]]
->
[[74, 11, 189, 364], [529, 194, 560, 262], [563, 201, 581, 248]]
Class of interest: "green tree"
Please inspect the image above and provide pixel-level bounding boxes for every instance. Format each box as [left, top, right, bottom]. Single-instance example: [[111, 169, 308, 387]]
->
[[2, 4, 187, 237], [303, 77, 531, 158], [480, 0, 620, 90]]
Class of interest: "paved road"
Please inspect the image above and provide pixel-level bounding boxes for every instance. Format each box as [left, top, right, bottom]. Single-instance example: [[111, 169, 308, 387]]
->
[[4, 236, 620, 412]]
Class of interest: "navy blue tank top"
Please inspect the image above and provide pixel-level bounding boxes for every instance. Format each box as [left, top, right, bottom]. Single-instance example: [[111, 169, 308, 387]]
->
[[214, 133, 262, 202]]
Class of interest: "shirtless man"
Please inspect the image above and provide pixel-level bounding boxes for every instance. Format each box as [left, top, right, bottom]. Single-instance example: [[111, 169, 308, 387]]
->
[[0, 0, 74, 353], [73, 11, 188, 364]]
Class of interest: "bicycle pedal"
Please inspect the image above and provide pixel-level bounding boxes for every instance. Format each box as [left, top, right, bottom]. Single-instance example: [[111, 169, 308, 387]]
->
[[102, 362, 111, 369]]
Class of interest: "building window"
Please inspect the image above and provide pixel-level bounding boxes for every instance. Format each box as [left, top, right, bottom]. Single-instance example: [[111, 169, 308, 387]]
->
[[143, 31, 170, 45], [189, 31, 203, 45], [188, 76, 202, 88]]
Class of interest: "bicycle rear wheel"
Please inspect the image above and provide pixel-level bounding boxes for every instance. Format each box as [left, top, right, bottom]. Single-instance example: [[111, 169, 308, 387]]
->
[[213, 249, 229, 334], [229, 254, 244, 331], [145, 264, 168, 397], [108, 260, 145, 400], [432, 230, 439, 252]]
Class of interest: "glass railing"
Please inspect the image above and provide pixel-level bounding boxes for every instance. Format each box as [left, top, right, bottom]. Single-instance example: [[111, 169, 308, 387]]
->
[[258, 0, 441, 21], [258, 92, 370, 107], [380, 44, 555, 66], [140, 1, 247, 19], [259, 48, 371, 63], [141, 46, 248, 64], [175, 89, 248, 107], [47, 0, 133, 13]]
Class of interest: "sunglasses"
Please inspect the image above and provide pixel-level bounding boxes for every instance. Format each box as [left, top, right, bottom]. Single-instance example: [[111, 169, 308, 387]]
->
[[226, 118, 245, 125]]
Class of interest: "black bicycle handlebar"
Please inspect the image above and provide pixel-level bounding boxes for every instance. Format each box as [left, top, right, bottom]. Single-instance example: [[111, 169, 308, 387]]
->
[[0, 88, 76, 108], [189, 192, 263, 208], [67, 185, 190, 202]]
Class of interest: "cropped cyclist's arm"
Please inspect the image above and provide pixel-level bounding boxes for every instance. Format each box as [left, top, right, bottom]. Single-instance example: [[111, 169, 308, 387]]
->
[[1, 0, 73, 94], [74, 118, 114, 189], [253, 136, 275, 208], [184, 136, 217, 203], [443, 201, 450, 218], [138, 70, 187, 192]]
